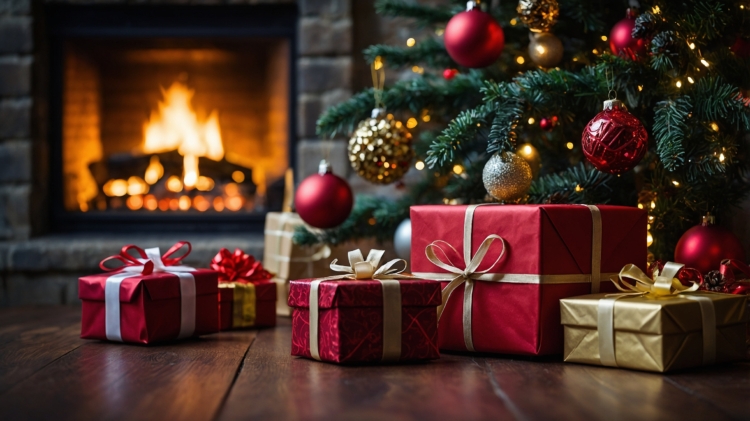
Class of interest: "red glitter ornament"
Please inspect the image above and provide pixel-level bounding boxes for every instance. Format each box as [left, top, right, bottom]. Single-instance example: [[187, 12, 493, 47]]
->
[[581, 99, 647, 174], [609, 9, 647, 60], [674, 214, 745, 274], [443, 68, 459, 80], [444, 2, 505, 68], [294, 160, 353, 229]]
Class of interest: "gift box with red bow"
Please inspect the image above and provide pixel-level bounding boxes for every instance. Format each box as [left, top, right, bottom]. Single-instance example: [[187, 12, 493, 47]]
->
[[288, 249, 442, 364], [410, 204, 647, 356], [79, 242, 219, 344], [211, 248, 277, 330]]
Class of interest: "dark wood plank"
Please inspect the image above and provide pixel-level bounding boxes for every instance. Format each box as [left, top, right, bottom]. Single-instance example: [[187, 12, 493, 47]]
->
[[0, 307, 83, 394], [0, 327, 256, 421], [662, 362, 750, 420], [483, 358, 741, 421], [218, 320, 517, 421]]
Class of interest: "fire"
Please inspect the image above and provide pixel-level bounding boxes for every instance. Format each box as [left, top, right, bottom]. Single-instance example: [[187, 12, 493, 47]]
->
[[142, 81, 224, 188]]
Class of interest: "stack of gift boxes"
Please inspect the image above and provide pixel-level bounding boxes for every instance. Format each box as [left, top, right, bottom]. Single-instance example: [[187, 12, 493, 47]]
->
[[79, 205, 748, 373]]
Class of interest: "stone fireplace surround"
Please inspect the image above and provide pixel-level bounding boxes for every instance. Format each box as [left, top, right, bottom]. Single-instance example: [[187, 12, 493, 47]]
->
[[0, 0, 364, 306]]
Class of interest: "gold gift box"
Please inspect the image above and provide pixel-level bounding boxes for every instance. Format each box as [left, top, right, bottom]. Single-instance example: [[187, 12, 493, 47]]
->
[[561, 292, 748, 372]]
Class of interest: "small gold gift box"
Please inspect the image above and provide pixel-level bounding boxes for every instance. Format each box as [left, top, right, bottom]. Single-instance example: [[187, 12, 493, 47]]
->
[[561, 262, 748, 373]]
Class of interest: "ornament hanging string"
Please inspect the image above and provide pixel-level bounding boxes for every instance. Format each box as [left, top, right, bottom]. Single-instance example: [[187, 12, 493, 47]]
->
[[605, 68, 617, 100], [371, 56, 386, 109]]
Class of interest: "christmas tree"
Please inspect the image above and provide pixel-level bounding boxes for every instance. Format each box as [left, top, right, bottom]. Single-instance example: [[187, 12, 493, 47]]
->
[[294, 0, 750, 261]]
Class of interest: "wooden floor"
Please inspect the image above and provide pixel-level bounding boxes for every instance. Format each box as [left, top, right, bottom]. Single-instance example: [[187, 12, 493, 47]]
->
[[0, 307, 748, 421]]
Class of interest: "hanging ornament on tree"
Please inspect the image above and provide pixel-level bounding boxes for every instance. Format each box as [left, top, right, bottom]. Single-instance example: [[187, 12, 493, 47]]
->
[[516, 143, 541, 178], [674, 214, 745, 274], [516, 0, 559, 33], [348, 57, 414, 184], [295, 160, 353, 229], [539, 115, 558, 131], [730, 37, 750, 59], [582, 97, 648, 174], [609, 9, 647, 61], [482, 151, 533, 202], [444, 1, 505, 68], [442, 68, 459, 80], [393, 218, 412, 260], [528, 32, 563, 67]]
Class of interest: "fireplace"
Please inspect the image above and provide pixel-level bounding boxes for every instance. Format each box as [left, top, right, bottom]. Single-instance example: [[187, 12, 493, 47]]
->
[[46, 4, 297, 232]]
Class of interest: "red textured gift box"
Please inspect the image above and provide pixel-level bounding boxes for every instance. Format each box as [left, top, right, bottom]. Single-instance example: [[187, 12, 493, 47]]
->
[[288, 279, 442, 363], [218, 280, 277, 330], [79, 269, 219, 344], [411, 204, 647, 356]]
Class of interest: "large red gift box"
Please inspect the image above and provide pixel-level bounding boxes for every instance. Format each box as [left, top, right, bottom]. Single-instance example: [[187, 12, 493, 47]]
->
[[218, 281, 277, 330], [288, 277, 442, 363], [410, 204, 647, 355], [79, 243, 219, 344], [212, 248, 277, 330]]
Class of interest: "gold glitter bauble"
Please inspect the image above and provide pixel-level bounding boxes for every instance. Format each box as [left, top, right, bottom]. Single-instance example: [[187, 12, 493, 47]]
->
[[482, 151, 533, 202], [516, 143, 541, 178], [517, 0, 559, 32], [348, 110, 414, 184], [528, 32, 563, 68]]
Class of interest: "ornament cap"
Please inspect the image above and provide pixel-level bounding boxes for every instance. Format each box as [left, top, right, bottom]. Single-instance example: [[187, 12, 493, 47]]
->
[[318, 160, 332, 175], [466, 1, 478, 11], [371, 108, 386, 118], [603, 99, 627, 111], [702, 213, 716, 226]]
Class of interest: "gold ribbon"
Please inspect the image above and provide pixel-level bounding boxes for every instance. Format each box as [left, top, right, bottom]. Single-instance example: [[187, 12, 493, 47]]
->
[[309, 249, 412, 362], [598, 262, 715, 367], [415, 204, 604, 352], [219, 282, 258, 328], [264, 212, 332, 278]]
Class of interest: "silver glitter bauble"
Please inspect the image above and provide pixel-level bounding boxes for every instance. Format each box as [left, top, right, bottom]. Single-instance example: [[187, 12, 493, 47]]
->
[[393, 218, 412, 260], [482, 151, 533, 202]]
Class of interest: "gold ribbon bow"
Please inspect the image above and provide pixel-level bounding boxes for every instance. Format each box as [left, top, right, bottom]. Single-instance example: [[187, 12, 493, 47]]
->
[[610, 262, 700, 297], [598, 261, 714, 367], [308, 249, 412, 362]]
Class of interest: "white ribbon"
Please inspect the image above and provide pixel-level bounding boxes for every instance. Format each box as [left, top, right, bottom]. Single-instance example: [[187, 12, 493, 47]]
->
[[104, 247, 197, 342]]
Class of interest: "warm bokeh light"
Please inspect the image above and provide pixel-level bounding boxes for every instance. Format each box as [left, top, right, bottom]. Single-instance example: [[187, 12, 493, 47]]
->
[[196, 176, 214, 191], [516, 56, 525, 64], [178, 196, 191, 211], [528, 117, 535, 124], [166, 175, 183, 193], [127, 176, 149, 196], [647, 231, 654, 247], [415, 161, 425, 170], [126, 195, 143, 210], [406, 38, 416, 47], [193, 195, 210, 212], [406, 118, 418, 129], [226, 196, 243, 211], [566, 142, 574, 150], [104, 179, 128, 197], [225, 183, 240, 196], [453, 164, 464, 175], [213, 196, 225, 211], [144, 156, 164, 185], [144, 194, 158, 211], [158, 198, 170, 211], [232, 171, 245, 183], [169, 198, 179, 211]]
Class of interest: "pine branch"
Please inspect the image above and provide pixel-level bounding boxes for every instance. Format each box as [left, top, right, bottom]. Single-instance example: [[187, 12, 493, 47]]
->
[[653, 97, 692, 171], [691, 77, 750, 130], [374, 0, 456, 27], [363, 38, 454, 68], [527, 163, 614, 204], [424, 102, 494, 169]]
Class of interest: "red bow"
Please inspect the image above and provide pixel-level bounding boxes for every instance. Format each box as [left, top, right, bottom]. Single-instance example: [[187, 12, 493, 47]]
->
[[718, 259, 750, 295], [210, 248, 273, 283], [99, 241, 192, 276]]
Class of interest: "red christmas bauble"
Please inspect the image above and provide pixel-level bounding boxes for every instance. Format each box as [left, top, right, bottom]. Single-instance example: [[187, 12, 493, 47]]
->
[[443, 68, 459, 80], [731, 37, 750, 59], [294, 161, 353, 229], [609, 9, 646, 60], [581, 100, 648, 174], [444, 9, 504, 68], [539, 117, 553, 131], [674, 215, 745, 274]]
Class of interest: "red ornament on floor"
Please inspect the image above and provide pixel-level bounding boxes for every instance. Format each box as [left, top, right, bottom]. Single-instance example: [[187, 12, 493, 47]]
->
[[443, 68, 459, 80], [295, 160, 353, 229], [609, 9, 646, 60], [674, 214, 745, 274], [444, 2, 504, 68], [581, 99, 647, 174]]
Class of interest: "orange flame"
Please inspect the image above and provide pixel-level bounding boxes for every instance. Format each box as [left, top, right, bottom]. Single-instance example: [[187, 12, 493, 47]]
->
[[142, 81, 224, 188]]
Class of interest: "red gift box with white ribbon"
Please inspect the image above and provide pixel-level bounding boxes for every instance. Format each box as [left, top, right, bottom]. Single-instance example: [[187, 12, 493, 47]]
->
[[79, 241, 219, 344], [410, 204, 647, 355]]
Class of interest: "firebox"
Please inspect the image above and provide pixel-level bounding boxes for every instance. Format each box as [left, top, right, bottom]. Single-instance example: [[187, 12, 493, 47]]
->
[[46, 4, 297, 232]]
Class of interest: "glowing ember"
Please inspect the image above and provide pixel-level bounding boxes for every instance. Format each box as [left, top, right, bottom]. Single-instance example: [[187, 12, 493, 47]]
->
[[144, 156, 164, 185], [142, 81, 224, 188]]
